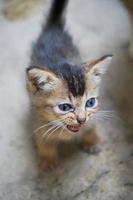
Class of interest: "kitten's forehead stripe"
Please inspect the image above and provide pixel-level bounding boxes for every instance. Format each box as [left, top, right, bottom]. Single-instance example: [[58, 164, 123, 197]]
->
[[49, 63, 86, 97]]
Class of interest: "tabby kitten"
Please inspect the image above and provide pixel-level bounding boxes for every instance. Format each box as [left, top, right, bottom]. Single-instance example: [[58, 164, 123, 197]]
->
[[27, 0, 112, 169]]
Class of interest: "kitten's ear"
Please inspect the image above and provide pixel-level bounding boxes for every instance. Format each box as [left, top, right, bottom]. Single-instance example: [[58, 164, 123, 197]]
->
[[83, 55, 113, 84], [26, 67, 59, 93]]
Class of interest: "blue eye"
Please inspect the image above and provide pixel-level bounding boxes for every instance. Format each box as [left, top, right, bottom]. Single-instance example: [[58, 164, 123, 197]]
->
[[58, 104, 72, 112], [86, 97, 96, 108]]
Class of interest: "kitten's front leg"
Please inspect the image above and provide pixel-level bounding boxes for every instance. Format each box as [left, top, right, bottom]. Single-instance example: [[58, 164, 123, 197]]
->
[[80, 128, 101, 154], [37, 142, 59, 170], [34, 132, 59, 170]]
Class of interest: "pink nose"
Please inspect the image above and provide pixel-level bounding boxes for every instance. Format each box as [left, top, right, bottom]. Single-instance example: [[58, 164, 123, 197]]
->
[[77, 117, 86, 124]]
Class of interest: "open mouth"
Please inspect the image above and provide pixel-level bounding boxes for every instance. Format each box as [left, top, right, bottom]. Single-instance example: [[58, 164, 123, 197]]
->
[[67, 124, 81, 132]]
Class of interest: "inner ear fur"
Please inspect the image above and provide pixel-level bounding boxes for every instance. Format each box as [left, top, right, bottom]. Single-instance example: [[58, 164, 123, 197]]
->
[[83, 55, 113, 73], [26, 66, 59, 93], [82, 55, 113, 84]]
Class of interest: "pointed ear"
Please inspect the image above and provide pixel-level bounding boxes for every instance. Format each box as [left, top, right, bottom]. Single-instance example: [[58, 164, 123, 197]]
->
[[83, 55, 113, 84], [26, 66, 59, 93]]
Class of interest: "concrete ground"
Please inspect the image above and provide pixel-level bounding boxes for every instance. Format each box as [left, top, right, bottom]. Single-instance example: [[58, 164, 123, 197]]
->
[[0, 0, 133, 199]]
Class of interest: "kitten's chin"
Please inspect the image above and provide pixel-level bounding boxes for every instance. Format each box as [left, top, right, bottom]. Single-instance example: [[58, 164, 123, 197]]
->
[[67, 124, 81, 133]]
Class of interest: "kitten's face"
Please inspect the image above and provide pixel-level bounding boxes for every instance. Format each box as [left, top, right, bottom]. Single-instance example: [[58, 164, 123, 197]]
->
[[27, 55, 112, 133]]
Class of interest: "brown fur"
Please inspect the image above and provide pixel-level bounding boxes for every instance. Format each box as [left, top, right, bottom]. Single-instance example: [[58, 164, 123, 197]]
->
[[27, 56, 112, 170], [80, 128, 100, 151], [3, 0, 44, 20], [122, 0, 133, 13]]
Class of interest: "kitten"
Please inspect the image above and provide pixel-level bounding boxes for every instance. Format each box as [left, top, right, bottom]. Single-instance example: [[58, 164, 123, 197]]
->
[[26, 0, 112, 169]]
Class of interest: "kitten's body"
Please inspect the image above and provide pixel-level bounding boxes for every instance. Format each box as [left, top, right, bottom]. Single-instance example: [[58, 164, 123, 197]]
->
[[31, 27, 80, 67], [27, 0, 112, 169]]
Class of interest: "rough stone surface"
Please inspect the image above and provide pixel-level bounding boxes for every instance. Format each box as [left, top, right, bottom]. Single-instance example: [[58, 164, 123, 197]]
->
[[0, 0, 133, 200]]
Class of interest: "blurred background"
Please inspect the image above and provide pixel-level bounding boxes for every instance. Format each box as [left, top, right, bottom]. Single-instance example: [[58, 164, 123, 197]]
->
[[0, 0, 133, 200]]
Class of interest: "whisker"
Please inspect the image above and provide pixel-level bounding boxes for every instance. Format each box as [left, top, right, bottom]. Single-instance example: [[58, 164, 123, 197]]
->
[[42, 123, 61, 139], [99, 112, 115, 115], [34, 119, 62, 133], [87, 109, 119, 125], [45, 123, 63, 140], [58, 126, 65, 139], [42, 120, 63, 138], [90, 111, 120, 123], [36, 123, 61, 144], [89, 117, 104, 124], [97, 114, 114, 119], [98, 110, 116, 113], [29, 119, 62, 139], [97, 112, 120, 120], [97, 111, 116, 116]]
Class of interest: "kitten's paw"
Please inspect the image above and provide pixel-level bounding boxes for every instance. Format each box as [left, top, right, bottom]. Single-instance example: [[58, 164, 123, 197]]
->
[[81, 143, 101, 155], [88, 144, 101, 154]]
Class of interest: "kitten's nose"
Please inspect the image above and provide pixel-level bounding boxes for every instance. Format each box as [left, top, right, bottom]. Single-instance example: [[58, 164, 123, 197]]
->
[[77, 117, 86, 124]]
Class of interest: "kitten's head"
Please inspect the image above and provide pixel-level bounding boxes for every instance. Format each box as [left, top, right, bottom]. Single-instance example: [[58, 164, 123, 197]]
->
[[27, 55, 112, 133]]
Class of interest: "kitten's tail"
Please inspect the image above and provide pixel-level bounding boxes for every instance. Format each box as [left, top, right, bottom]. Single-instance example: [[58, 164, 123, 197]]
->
[[46, 0, 68, 28]]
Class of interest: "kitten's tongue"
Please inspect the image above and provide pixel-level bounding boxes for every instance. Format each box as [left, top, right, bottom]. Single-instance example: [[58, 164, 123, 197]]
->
[[67, 124, 81, 132]]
